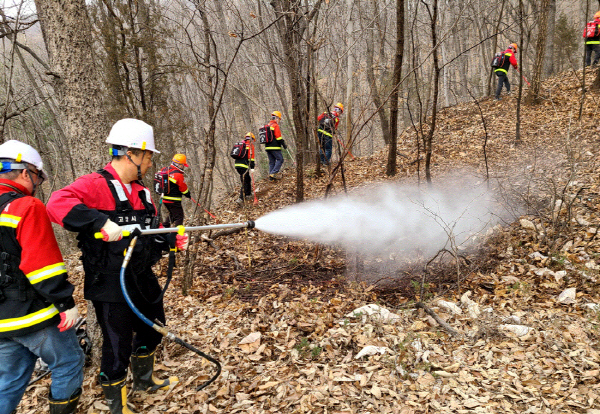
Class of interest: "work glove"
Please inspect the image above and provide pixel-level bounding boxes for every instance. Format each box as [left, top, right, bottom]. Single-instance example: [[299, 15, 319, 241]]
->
[[176, 233, 189, 251], [282, 142, 288, 150], [249, 161, 255, 169], [100, 219, 123, 242], [58, 307, 79, 332], [184, 192, 191, 199]]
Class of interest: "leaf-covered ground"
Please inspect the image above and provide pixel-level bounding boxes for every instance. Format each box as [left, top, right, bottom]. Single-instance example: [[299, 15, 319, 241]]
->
[[18, 68, 600, 413]]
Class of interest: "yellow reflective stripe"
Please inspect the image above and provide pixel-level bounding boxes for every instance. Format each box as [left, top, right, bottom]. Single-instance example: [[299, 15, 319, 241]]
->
[[0, 305, 59, 332], [505, 52, 512, 57], [587, 41, 600, 44], [495, 68, 508, 74], [168, 177, 177, 183], [0, 214, 21, 228], [162, 196, 182, 201], [182, 189, 189, 194], [265, 147, 282, 150], [26, 262, 67, 285], [318, 129, 333, 137], [235, 163, 249, 168]]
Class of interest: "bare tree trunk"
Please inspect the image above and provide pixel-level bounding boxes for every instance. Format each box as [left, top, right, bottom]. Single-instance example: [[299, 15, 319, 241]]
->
[[365, 0, 390, 145], [516, 0, 525, 144], [386, 0, 404, 177], [271, 0, 324, 202], [525, 0, 550, 104], [345, 0, 355, 157], [34, 0, 107, 177], [423, 0, 439, 184], [543, 0, 556, 76]]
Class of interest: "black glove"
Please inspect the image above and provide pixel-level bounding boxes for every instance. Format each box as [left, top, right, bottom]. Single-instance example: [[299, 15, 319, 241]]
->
[[282, 142, 288, 150], [249, 161, 255, 169], [184, 192, 191, 199]]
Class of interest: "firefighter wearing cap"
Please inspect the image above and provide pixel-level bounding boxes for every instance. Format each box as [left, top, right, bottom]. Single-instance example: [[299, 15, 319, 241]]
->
[[235, 133, 256, 204], [160, 153, 191, 227], [265, 110, 287, 181], [0, 140, 84, 414], [494, 44, 519, 101], [47, 119, 185, 414], [584, 11, 600, 66], [317, 103, 344, 165]]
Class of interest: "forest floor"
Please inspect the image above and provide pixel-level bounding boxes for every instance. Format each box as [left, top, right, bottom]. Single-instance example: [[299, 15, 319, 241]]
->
[[19, 68, 600, 414]]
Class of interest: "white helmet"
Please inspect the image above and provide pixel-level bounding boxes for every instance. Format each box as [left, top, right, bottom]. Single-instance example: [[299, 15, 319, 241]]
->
[[105, 118, 160, 153], [0, 140, 47, 179]]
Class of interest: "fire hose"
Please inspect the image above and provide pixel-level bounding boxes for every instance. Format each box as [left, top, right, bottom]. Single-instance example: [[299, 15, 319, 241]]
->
[[111, 221, 255, 390]]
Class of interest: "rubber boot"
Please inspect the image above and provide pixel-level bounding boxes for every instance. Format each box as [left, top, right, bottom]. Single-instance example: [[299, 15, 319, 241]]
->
[[49, 388, 81, 414], [130, 347, 179, 392], [100, 374, 136, 414]]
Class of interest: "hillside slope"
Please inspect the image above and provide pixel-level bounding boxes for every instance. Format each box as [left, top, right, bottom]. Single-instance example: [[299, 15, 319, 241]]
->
[[20, 68, 600, 414]]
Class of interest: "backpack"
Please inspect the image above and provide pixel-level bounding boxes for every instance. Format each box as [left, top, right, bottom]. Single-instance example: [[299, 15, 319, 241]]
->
[[258, 125, 274, 144], [230, 141, 248, 159], [584, 21, 599, 38], [153, 167, 170, 195], [491, 52, 505, 68]]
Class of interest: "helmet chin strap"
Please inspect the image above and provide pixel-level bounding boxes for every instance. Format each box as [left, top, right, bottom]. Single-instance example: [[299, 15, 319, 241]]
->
[[24, 168, 38, 196], [126, 154, 144, 181]]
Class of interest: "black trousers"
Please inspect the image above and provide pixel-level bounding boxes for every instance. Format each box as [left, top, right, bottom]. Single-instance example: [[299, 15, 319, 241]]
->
[[585, 43, 600, 66], [236, 167, 252, 200], [162, 202, 184, 227], [93, 292, 165, 379], [495, 72, 510, 99]]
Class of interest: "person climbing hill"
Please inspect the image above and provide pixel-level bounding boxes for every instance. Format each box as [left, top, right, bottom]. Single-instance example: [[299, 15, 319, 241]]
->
[[493, 43, 519, 101], [317, 103, 343, 165], [584, 11, 600, 67]]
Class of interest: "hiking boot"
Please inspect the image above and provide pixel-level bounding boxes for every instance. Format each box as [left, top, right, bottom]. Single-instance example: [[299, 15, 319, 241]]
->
[[236, 197, 243, 206], [269, 174, 277, 181]]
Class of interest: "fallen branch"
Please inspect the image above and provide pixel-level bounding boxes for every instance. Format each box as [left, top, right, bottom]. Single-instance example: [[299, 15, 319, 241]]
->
[[414, 301, 462, 338]]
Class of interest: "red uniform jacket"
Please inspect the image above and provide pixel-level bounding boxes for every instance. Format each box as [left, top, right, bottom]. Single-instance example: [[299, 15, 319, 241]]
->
[[265, 119, 285, 151], [0, 180, 75, 337], [162, 164, 190, 204], [47, 163, 167, 303]]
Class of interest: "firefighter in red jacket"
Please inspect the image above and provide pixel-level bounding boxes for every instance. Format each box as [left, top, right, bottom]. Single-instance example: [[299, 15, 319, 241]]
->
[[317, 102, 343, 165], [494, 43, 518, 101], [584, 11, 600, 66], [0, 140, 84, 414], [235, 132, 256, 205], [47, 119, 187, 414], [265, 111, 287, 181], [161, 154, 191, 227]]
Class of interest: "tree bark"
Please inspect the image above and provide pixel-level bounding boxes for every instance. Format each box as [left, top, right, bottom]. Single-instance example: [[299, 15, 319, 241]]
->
[[33, 0, 107, 177], [423, 0, 439, 184], [386, 0, 404, 177], [525, 0, 550, 104]]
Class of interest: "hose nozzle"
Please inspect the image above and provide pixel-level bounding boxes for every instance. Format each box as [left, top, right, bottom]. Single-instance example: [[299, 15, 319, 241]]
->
[[247, 220, 255, 229]]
